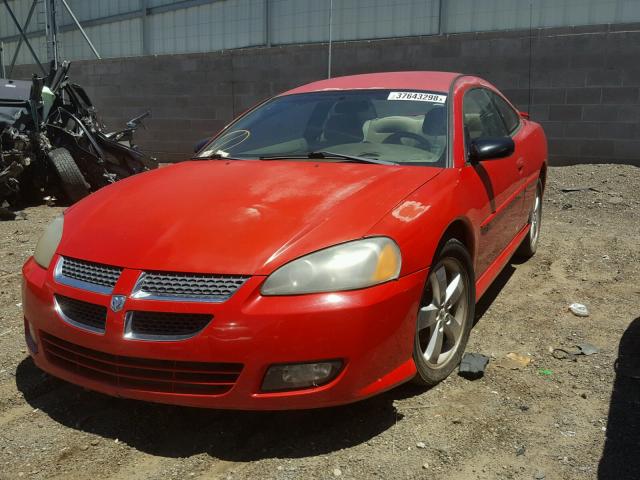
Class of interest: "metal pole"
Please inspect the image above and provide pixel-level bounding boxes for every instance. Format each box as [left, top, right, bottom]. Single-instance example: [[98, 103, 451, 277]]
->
[[44, 0, 50, 61], [48, 0, 59, 68], [8, 0, 38, 75], [44, 0, 59, 68], [328, 0, 333, 78], [141, 0, 150, 56], [59, 0, 101, 59], [265, 0, 271, 47], [0, 42, 5, 78], [2, 0, 47, 74]]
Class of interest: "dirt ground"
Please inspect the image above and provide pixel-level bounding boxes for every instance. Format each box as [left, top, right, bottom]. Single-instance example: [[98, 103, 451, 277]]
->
[[0, 164, 638, 480]]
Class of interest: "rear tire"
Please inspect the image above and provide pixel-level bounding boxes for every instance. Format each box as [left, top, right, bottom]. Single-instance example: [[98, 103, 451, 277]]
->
[[516, 178, 543, 259], [47, 148, 90, 203], [413, 238, 475, 386]]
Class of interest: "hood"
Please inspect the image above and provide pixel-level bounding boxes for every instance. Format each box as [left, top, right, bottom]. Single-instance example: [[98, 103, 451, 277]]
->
[[59, 160, 441, 275]]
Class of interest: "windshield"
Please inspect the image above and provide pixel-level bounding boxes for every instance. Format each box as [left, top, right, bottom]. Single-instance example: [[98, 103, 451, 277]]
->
[[197, 89, 449, 166]]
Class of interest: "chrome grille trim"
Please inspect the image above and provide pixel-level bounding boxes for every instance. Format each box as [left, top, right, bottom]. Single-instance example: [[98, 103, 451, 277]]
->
[[54, 295, 107, 335], [131, 271, 250, 303], [54, 256, 122, 294]]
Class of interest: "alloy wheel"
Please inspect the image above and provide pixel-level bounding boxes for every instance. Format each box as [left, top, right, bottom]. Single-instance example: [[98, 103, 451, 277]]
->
[[417, 257, 469, 369], [529, 185, 542, 250]]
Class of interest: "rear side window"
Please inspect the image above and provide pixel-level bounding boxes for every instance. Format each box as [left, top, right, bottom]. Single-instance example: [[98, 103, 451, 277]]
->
[[463, 88, 509, 139], [491, 92, 521, 134]]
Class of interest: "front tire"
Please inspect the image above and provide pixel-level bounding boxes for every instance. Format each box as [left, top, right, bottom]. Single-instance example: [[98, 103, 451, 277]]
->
[[413, 239, 475, 386]]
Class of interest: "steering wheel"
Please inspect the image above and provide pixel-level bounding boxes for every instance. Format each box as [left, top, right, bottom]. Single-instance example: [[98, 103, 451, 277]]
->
[[382, 132, 432, 150]]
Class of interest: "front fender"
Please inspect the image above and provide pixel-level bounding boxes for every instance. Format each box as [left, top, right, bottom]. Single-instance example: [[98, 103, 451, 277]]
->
[[366, 168, 465, 277]]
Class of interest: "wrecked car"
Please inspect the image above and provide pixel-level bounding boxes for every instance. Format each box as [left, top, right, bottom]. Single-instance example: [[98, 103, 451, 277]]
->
[[0, 61, 156, 207]]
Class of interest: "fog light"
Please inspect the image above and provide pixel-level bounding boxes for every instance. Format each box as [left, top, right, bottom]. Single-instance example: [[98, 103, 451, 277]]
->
[[24, 317, 38, 354], [261, 360, 343, 392]]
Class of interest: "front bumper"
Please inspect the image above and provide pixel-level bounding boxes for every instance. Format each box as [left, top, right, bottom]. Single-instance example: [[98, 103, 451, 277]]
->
[[22, 255, 426, 410]]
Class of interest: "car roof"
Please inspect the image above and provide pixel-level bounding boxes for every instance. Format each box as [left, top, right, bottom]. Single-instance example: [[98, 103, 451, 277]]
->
[[280, 71, 464, 96]]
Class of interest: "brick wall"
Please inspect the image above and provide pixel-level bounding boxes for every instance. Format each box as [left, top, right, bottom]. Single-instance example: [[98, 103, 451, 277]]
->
[[11, 22, 640, 166]]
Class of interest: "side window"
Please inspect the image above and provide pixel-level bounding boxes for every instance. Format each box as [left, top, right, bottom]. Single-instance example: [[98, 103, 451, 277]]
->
[[491, 92, 521, 134], [462, 88, 509, 140]]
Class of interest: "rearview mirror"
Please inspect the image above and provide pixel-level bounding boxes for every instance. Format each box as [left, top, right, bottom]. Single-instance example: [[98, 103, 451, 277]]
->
[[469, 137, 515, 162]]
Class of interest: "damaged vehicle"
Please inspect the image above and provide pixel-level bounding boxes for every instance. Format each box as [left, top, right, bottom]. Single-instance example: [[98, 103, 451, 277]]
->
[[0, 61, 156, 207]]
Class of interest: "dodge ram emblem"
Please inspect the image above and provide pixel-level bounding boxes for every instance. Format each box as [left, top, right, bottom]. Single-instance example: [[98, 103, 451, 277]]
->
[[110, 295, 126, 312]]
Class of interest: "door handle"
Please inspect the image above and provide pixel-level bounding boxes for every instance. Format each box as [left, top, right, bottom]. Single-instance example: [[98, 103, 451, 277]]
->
[[516, 157, 525, 171]]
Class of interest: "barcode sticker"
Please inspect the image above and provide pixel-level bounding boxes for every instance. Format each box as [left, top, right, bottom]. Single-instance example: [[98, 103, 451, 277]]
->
[[387, 92, 447, 103]]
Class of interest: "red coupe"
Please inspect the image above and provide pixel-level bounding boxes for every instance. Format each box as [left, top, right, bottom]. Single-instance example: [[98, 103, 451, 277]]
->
[[22, 72, 547, 410]]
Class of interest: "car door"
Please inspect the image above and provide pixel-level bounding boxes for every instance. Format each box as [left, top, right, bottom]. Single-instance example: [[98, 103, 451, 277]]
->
[[462, 88, 525, 275], [489, 90, 531, 229]]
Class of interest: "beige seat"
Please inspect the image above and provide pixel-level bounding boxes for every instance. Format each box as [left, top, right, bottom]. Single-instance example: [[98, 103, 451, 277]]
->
[[362, 115, 424, 143], [361, 108, 448, 159]]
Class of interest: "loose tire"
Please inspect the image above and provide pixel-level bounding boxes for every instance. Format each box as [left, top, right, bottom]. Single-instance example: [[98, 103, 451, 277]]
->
[[413, 238, 475, 386], [47, 148, 90, 203], [516, 178, 543, 259]]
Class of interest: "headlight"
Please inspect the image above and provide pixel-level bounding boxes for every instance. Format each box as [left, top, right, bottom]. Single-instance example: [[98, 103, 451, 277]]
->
[[34, 216, 64, 269], [261, 237, 401, 295]]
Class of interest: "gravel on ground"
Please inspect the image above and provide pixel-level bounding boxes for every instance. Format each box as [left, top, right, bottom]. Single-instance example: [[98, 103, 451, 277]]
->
[[0, 164, 638, 480]]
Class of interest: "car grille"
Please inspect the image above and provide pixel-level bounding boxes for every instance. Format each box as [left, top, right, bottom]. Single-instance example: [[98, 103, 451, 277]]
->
[[133, 271, 250, 302], [56, 257, 122, 293], [41, 332, 243, 395], [54, 295, 107, 333], [125, 311, 212, 340]]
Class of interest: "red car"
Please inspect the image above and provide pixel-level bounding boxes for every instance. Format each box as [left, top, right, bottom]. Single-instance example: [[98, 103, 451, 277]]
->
[[22, 72, 546, 410]]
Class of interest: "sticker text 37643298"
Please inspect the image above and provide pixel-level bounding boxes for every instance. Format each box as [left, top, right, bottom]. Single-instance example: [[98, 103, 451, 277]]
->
[[387, 91, 447, 103]]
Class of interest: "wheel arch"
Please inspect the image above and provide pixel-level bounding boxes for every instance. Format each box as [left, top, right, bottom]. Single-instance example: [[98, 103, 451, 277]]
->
[[539, 162, 547, 193], [435, 217, 476, 273]]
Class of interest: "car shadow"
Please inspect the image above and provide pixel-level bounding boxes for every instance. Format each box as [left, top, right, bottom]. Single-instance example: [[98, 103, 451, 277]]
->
[[472, 162, 496, 213], [598, 316, 640, 479], [15, 357, 417, 461], [474, 262, 516, 324]]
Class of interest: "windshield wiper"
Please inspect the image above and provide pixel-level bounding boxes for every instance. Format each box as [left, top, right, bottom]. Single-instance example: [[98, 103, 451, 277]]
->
[[259, 151, 398, 165], [192, 153, 253, 161]]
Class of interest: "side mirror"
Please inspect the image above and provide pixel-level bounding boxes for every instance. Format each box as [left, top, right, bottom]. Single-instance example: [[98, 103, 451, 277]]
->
[[194, 138, 211, 153], [469, 137, 515, 162]]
